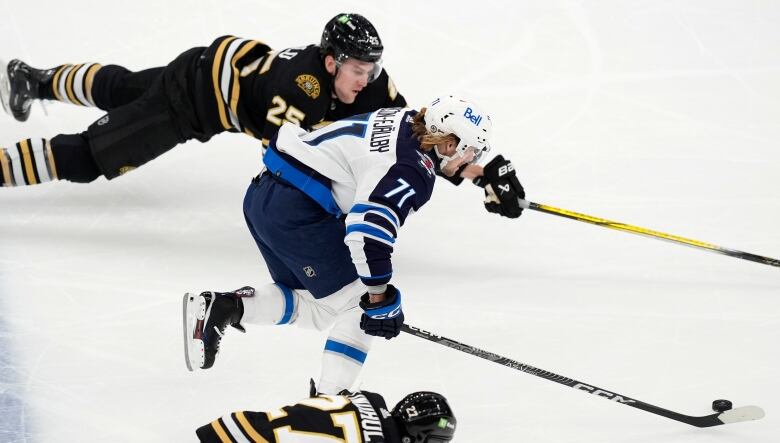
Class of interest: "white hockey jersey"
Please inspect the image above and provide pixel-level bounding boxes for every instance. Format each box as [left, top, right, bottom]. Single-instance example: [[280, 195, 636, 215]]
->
[[264, 108, 437, 288]]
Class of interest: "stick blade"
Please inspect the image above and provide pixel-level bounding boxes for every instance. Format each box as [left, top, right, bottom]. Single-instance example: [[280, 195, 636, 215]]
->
[[718, 406, 765, 425]]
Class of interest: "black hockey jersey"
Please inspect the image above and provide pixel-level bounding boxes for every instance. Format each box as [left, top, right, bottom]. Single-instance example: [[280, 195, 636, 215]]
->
[[196, 391, 402, 443], [193, 36, 406, 146]]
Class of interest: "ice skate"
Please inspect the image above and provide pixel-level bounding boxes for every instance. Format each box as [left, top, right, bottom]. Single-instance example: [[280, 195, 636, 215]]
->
[[182, 286, 253, 371], [2, 59, 54, 122]]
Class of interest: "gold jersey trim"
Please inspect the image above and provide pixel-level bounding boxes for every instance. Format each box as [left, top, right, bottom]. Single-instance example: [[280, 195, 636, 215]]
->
[[212, 37, 237, 131], [84, 64, 102, 106], [229, 40, 259, 128], [0, 147, 12, 186], [210, 419, 231, 443], [64, 63, 84, 106], [45, 139, 58, 180], [236, 411, 270, 443], [18, 139, 37, 185], [388, 76, 398, 100], [51, 65, 67, 101]]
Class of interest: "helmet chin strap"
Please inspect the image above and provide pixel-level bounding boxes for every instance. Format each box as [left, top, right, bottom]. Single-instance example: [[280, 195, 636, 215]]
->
[[327, 57, 343, 105], [433, 145, 457, 169], [434, 144, 476, 172]]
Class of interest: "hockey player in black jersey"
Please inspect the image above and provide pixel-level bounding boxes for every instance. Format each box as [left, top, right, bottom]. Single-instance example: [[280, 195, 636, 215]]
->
[[196, 390, 456, 443], [0, 13, 404, 186]]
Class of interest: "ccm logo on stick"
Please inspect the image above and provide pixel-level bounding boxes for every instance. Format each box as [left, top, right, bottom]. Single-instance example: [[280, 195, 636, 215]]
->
[[573, 383, 636, 404]]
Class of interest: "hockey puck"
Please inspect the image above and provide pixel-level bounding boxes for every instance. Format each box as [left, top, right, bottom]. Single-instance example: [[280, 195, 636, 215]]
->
[[712, 399, 733, 412]]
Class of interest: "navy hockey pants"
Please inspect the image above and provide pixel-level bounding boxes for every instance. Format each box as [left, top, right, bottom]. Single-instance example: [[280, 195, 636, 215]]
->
[[243, 173, 360, 299]]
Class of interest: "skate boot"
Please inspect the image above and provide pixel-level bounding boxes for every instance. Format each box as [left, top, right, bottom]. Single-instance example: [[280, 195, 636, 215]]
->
[[0, 60, 9, 116], [1, 59, 55, 122], [182, 286, 254, 371]]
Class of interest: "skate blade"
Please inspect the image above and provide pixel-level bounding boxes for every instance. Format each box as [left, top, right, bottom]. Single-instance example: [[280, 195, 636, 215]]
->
[[0, 59, 10, 116], [182, 292, 206, 372]]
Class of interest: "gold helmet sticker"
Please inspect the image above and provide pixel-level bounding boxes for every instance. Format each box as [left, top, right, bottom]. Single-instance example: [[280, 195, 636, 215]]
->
[[296, 74, 321, 99]]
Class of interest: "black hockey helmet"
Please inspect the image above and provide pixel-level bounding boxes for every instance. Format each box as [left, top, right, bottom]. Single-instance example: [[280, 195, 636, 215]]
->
[[392, 391, 457, 443], [320, 13, 384, 81]]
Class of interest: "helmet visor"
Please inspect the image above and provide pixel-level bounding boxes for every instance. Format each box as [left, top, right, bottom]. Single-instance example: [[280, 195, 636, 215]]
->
[[335, 54, 383, 82], [367, 58, 383, 82]]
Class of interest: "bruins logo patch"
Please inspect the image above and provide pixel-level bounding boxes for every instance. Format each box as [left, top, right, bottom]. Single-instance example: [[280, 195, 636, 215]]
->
[[296, 74, 321, 99]]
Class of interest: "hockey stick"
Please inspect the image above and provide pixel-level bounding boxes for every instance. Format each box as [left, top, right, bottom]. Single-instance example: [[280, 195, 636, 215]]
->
[[402, 324, 765, 427], [519, 199, 780, 268]]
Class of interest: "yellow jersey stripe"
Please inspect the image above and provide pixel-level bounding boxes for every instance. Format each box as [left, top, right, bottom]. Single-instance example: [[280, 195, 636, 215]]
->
[[0, 148, 12, 186], [387, 77, 398, 100], [239, 56, 264, 77], [64, 63, 85, 106], [259, 51, 278, 75], [235, 411, 270, 443], [212, 37, 237, 130], [45, 140, 58, 180], [229, 40, 259, 129], [84, 64, 102, 106], [311, 120, 333, 130], [210, 419, 232, 443], [18, 139, 38, 185], [51, 65, 67, 101]]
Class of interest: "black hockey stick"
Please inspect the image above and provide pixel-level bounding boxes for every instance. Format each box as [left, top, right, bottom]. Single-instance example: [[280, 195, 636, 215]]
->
[[402, 324, 764, 427], [518, 199, 780, 268]]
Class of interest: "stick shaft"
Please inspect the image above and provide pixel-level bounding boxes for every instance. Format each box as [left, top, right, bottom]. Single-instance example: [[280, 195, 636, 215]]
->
[[402, 324, 763, 427], [521, 200, 780, 268]]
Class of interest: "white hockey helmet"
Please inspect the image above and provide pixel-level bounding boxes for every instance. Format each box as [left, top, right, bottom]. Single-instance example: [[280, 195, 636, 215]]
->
[[424, 94, 493, 168]]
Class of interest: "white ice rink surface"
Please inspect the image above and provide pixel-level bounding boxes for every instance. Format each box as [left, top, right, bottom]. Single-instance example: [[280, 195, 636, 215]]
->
[[1, 1, 779, 441]]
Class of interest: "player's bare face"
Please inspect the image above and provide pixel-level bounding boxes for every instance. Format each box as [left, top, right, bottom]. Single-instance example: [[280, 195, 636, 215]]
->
[[332, 59, 373, 104]]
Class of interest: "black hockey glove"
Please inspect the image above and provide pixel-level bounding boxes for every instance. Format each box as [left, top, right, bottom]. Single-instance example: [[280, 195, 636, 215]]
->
[[359, 285, 404, 340], [473, 155, 525, 218]]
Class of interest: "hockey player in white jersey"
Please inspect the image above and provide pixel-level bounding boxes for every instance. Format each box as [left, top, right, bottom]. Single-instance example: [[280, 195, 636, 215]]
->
[[183, 95, 526, 394]]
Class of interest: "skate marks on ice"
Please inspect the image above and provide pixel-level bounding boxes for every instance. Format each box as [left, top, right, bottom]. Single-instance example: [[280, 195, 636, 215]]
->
[[0, 278, 28, 443]]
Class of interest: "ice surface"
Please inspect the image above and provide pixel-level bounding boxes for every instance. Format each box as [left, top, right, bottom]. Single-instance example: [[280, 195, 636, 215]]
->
[[1, 1, 778, 441]]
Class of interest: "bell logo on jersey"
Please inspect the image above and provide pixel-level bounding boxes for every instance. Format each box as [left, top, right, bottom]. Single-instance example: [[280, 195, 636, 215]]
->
[[296, 74, 321, 99], [463, 107, 482, 126]]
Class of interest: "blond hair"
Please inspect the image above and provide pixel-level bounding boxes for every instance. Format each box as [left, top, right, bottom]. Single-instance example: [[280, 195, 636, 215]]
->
[[411, 108, 459, 151]]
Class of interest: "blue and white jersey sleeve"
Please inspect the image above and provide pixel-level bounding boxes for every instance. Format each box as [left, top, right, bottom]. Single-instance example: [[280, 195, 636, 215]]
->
[[345, 162, 435, 292], [270, 107, 437, 293]]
